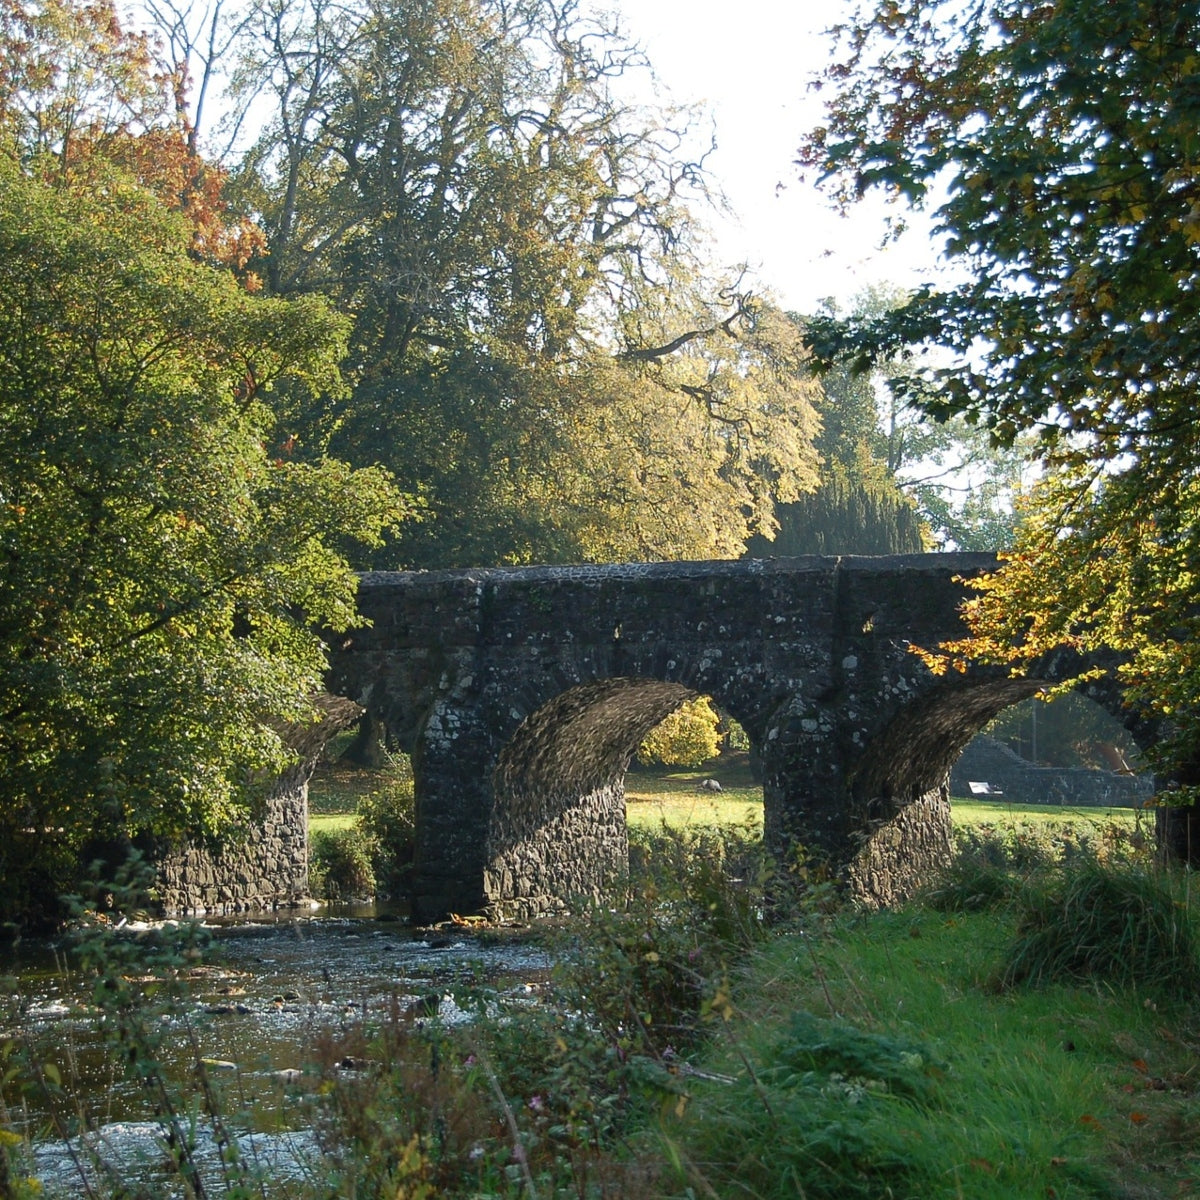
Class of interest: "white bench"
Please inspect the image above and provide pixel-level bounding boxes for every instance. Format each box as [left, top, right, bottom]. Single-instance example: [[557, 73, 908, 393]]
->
[[967, 781, 1004, 796]]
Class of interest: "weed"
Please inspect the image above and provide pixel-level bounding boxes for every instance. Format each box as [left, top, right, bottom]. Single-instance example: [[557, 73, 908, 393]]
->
[[921, 856, 1024, 912], [309, 826, 376, 900], [355, 751, 416, 897]]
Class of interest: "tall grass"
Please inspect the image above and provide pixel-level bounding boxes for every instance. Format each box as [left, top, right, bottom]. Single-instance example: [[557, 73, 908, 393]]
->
[[6, 822, 1199, 1198]]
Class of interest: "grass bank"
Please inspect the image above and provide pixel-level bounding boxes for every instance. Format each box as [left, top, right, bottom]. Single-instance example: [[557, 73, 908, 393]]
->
[[661, 898, 1199, 1198], [309, 756, 1146, 837]]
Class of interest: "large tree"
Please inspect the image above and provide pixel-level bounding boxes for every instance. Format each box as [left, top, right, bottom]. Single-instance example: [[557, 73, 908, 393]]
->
[[0, 162, 403, 922], [801, 0, 1200, 852], [225, 0, 820, 565]]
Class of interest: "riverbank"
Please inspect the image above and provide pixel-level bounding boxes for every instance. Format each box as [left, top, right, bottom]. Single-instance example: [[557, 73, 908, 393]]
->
[[3, 815, 1195, 1198]]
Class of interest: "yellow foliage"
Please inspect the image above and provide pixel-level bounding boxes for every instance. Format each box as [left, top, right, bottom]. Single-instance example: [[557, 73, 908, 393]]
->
[[637, 697, 722, 768]]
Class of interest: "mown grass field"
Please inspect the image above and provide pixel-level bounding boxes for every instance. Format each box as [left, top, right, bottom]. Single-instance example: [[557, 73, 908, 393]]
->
[[310, 753, 1146, 836]]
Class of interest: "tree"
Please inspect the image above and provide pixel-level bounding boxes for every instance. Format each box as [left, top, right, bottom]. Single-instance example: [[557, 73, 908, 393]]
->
[[744, 471, 926, 557], [801, 0, 1200, 854], [0, 0, 265, 275], [0, 163, 404, 922], [637, 697, 722, 769], [227, 0, 820, 565], [805, 289, 1033, 552]]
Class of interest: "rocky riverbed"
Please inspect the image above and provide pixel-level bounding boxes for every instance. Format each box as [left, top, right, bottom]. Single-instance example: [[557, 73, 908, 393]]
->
[[0, 908, 553, 1195]]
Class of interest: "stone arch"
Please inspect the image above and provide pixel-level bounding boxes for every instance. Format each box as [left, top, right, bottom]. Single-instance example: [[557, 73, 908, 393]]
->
[[322, 555, 1186, 921], [840, 660, 1158, 905], [484, 676, 763, 919]]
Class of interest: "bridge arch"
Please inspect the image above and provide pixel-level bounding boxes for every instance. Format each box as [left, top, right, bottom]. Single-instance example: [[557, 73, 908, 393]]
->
[[485, 678, 761, 917], [327, 556, 1158, 922]]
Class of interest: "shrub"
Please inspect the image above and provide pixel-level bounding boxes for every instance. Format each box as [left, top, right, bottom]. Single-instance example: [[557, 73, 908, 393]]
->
[[310, 828, 376, 900], [556, 822, 793, 1056], [355, 750, 416, 897], [669, 1010, 946, 1200]]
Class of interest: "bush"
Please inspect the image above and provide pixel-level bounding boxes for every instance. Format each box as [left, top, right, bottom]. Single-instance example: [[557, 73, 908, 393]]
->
[[310, 828, 376, 900], [355, 750, 416, 897], [637, 697, 722, 767], [669, 1010, 947, 1200], [1000, 860, 1200, 993], [555, 822, 793, 1056]]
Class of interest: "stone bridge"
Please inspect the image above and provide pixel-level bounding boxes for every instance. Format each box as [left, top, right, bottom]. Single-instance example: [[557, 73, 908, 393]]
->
[[326, 553, 1149, 923]]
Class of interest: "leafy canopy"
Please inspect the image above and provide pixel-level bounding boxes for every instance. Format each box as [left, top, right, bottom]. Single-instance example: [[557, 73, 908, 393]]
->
[[0, 162, 404, 859], [228, 0, 820, 565], [803, 0, 1200, 481], [802, 0, 1200, 773]]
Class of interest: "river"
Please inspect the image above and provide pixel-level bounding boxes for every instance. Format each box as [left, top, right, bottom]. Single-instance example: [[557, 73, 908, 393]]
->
[[0, 906, 554, 1195]]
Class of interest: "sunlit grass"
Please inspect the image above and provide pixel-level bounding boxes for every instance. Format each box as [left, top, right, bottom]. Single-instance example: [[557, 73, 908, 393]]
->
[[309, 812, 356, 835], [951, 795, 1143, 832], [666, 903, 1200, 1198], [626, 760, 762, 831], [309, 755, 1148, 837]]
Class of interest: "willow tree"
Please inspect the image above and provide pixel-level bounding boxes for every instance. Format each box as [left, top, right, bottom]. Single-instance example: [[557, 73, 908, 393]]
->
[[228, 0, 820, 565], [801, 0, 1200, 856]]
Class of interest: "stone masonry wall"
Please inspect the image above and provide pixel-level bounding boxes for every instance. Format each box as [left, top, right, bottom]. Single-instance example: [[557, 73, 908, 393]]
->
[[152, 695, 361, 915], [950, 735, 1153, 808], [327, 555, 1156, 919], [153, 768, 311, 915]]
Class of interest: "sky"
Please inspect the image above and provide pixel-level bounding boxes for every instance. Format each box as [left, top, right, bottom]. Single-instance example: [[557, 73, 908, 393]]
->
[[612, 0, 941, 314]]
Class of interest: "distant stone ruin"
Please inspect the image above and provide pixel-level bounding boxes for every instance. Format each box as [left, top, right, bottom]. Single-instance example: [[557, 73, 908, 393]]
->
[[950, 735, 1153, 808]]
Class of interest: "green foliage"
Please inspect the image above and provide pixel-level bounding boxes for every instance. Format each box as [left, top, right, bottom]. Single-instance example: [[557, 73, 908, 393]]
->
[[745, 470, 926, 556], [309, 752, 414, 899], [636, 697, 722, 768], [669, 1010, 950, 1199], [0, 162, 406, 923], [354, 751, 416, 897], [766, 1009, 944, 1103], [1000, 861, 1200, 994], [923, 858, 1025, 914], [310, 828, 376, 900], [557, 821, 781, 1057], [925, 813, 1154, 912], [799, 287, 1033, 552], [801, 0, 1200, 827], [229, 0, 821, 566], [664, 902, 1194, 1200], [804, 0, 1200, 471]]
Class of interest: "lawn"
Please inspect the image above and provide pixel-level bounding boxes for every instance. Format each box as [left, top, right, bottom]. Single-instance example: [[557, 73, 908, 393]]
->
[[309, 754, 1147, 835]]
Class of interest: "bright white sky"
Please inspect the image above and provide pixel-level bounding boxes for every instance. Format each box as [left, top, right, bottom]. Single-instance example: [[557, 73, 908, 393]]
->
[[613, 0, 942, 314]]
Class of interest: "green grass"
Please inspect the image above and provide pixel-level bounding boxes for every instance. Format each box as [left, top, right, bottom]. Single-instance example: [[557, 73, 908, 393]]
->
[[626, 758, 763, 831], [663, 903, 1200, 1198], [310, 755, 1149, 837], [309, 812, 357, 835], [951, 795, 1143, 831]]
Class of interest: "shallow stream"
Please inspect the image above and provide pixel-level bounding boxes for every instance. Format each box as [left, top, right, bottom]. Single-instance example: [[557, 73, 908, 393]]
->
[[0, 906, 554, 1194]]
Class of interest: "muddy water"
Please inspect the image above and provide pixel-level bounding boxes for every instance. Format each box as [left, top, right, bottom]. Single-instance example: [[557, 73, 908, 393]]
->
[[0, 907, 554, 1194]]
